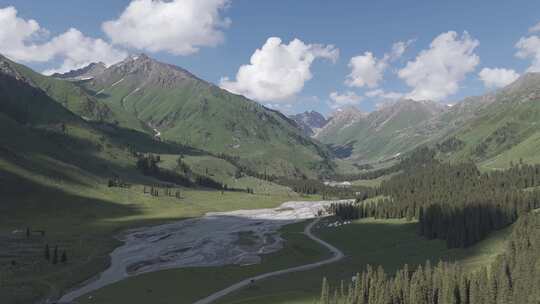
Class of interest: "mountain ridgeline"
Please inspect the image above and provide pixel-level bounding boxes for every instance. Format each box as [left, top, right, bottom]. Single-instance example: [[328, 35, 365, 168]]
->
[[49, 54, 334, 177], [289, 110, 328, 136], [312, 73, 540, 168], [315, 101, 446, 161]]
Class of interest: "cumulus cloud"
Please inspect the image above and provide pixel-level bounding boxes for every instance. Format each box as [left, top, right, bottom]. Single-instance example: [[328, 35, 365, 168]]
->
[[529, 22, 540, 33], [0, 6, 126, 74], [398, 31, 479, 101], [346, 40, 411, 89], [388, 40, 413, 61], [346, 52, 386, 88], [42, 29, 128, 74], [365, 89, 404, 100], [515, 35, 540, 72], [329, 91, 363, 108], [220, 37, 339, 102], [478, 68, 520, 88], [103, 0, 230, 55], [0, 6, 50, 62]]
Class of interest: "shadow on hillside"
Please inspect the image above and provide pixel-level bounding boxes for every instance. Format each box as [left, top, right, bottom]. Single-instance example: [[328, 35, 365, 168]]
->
[[0, 119, 213, 188], [328, 141, 356, 158], [0, 170, 142, 224]]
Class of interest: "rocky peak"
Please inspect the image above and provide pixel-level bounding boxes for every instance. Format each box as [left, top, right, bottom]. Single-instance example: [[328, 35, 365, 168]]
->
[[313, 105, 367, 139], [329, 105, 366, 121], [289, 110, 328, 136], [106, 53, 200, 88], [52, 62, 107, 80], [0, 54, 34, 86]]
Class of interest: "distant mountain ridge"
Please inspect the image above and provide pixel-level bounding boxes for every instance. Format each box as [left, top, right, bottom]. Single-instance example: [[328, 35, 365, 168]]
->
[[5, 51, 540, 173], [289, 110, 328, 136], [313, 73, 540, 168], [315, 100, 445, 161], [52, 62, 107, 80]]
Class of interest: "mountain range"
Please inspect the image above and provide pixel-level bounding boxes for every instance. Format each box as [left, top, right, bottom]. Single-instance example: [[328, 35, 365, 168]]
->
[[2, 51, 540, 179], [48, 54, 333, 177], [309, 74, 540, 168], [289, 110, 328, 136]]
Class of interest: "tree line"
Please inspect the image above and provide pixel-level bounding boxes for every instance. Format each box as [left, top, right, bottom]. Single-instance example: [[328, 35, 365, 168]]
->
[[136, 154, 253, 193], [331, 148, 540, 248]]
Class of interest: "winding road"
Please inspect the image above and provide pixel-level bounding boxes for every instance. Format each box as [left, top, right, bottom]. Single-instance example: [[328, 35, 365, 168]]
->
[[192, 217, 345, 304]]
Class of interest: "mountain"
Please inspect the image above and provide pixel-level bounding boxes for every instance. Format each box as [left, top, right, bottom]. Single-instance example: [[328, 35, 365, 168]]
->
[[56, 54, 333, 177], [0, 55, 79, 125], [52, 62, 107, 80], [289, 110, 328, 136], [316, 101, 446, 161], [434, 73, 540, 168], [316, 106, 366, 141], [0, 55, 122, 125]]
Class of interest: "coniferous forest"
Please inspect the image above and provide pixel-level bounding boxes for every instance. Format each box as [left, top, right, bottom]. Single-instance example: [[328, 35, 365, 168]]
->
[[324, 148, 540, 304], [319, 211, 540, 304], [331, 149, 540, 248]]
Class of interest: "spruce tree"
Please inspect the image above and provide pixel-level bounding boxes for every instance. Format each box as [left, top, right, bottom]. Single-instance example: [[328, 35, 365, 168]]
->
[[44, 244, 50, 261], [52, 245, 58, 265]]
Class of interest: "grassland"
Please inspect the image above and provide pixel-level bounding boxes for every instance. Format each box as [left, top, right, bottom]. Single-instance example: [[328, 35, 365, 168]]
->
[[0, 152, 316, 304], [216, 217, 511, 304]]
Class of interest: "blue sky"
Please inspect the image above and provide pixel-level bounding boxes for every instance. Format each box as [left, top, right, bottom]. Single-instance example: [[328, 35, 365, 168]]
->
[[1, 0, 540, 115]]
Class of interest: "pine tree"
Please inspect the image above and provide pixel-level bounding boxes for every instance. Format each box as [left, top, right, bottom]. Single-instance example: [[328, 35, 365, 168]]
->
[[44, 244, 50, 261], [52, 245, 58, 265], [320, 277, 330, 304]]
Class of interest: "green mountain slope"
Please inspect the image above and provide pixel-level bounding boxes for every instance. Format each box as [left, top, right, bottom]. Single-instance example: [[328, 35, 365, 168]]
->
[[0, 55, 121, 125], [437, 73, 540, 168], [71, 54, 332, 177], [316, 100, 446, 162]]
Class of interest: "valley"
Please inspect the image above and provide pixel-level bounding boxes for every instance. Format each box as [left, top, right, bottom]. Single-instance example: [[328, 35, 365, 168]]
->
[[1, 22, 540, 304]]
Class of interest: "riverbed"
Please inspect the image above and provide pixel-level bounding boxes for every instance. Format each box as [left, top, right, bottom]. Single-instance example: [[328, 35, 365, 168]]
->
[[59, 199, 352, 302]]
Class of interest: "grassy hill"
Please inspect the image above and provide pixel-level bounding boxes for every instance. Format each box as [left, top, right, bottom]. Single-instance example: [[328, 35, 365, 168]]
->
[[71, 54, 333, 177], [434, 73, 540, 168]]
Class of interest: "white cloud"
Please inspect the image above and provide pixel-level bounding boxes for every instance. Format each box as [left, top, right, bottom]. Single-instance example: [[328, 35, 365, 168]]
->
[[478, 68, 520, 88], [103, 0, 230, 55], [529, 22, 540, 33], [42, 29, 127, 74], [0, 6, 50, 62], [346, 52, 386, 88], [220, 37, 339, 102], [0, 6, 126, 74], [398, 31, 479, 101], [388, 40, 413, 61], [515, 35, 540, 72], [365, 89, 404, 100], [345, 40, 411, 89], [329, 91, 362, 108]]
